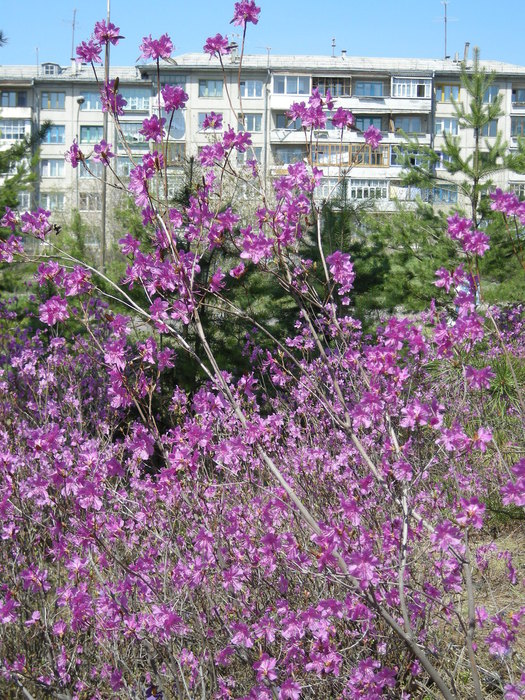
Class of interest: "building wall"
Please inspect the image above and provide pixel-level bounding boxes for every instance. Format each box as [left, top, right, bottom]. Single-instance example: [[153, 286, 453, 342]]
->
[[2, 54, 525, 238]]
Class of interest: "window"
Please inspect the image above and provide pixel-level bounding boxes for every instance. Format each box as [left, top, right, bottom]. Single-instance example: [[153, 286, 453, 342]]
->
[[512, 88, 525, 106], [165, 142, 186, 165], [394, 116, 423, 134], [482, 120, 498, 137], [435, 117, 459, 135], [80, 125, 103, 143], [483, 86, 500, 103], [354, 81, 384, 97], [390, 147, 426, 167], [240, 80, 263, 98], [275, 113, 302, 130], [40, 193, 64, 211], [41, 159, 64, 177], [349, 179, 388, 200], [120, 88, 150, 111], [350, 144, 389, 167], [1, 91, 27, 108], [117, 157, 132, 177], [119, 122, 146, 143], [392, 77, 431, 99], [274, 146, 307, 165], [0, 118, 30, 141], [18, 192, 31, 210], [312, 76, 351, 97], [273, 75, 310, 95], [42, 63, 60, 76], [41, 91, 65, 109], [510, 183, 525, 198], [44, 125, 65, 144], [199, 79, 223, 98], [237, 147, 262, 165], [435, 84, 460, 102], [239, 113, 262, 132], [432, 184, 458, 203], [79, 193, 102, 211], [198, 112, 223, 129], [158, 74, 187, 88], [355, 115, 383, 131], [435, 151, 454, 169], [313, 144, 389, 168], [80, 92, 103, 111], [511, 117, 525, 137], [315, 178, 346, 201], [80, 161, 104, 178]]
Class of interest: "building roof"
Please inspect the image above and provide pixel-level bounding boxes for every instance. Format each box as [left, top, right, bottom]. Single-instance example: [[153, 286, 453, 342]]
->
[[0, 64, 146, 83], [153, 52, 525, 77]]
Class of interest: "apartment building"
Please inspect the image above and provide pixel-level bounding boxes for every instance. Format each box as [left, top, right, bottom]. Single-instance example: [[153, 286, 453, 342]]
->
[[2, 52, 525, 241]]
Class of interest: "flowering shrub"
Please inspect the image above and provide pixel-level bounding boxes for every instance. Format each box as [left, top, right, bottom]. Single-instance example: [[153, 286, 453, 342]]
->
[[0, 4, 524, 699]]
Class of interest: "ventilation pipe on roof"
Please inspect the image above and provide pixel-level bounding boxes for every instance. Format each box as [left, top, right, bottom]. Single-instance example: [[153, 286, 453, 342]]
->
[[463, 42, 470, 63], [341, 49, 347, 59]]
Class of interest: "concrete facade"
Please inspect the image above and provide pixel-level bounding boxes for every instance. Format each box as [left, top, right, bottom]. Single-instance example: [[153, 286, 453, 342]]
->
[[2, 52, 525, 242]]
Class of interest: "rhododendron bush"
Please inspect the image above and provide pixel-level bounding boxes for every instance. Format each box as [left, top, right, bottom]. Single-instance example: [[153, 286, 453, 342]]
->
[[1, 4, 524, 699]]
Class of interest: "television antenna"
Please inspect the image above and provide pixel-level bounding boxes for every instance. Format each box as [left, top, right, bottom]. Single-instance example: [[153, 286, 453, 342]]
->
[[437, 1, 458, 59]]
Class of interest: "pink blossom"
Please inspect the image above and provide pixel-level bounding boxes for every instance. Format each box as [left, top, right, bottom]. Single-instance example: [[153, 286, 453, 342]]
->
[[65, 140, 84, 168], [93, 19, 121, 46], [161, 84, 188, 112], [140, 33, 173, 60], [75, 39, 102, 64], [92, 139, 115, 165], [139, 115, 166, 142], [232, 0, 261, 27], [1, 207, 17, 231], [100, 79, 127, 116], [253, 653, 278, 682], [456, 497, 485, 529], [363, 124, 383, 149], [39, 296, 69, 325], [331, 107, 354, 129], [201, 112, 223, 130], [204, 34, 231, 57], [20, 208, 51, 239]]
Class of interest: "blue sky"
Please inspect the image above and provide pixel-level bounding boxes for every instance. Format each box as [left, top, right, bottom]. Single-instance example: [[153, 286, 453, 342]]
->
[[1, 0, 524, 67]]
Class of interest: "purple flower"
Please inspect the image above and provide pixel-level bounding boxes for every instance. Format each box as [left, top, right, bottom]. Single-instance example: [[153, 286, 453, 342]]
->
[[100, 80, 127, 116], [204, 34, 231, 57], [92, 140, 115, 165], [326, 250, 355, 296], [456, 497, 485, 529], [139, 115, 166, 143], [161, 84, 188, 112], [20, 208, 52, 240], [462, 229, 490, 256], [39, 296, 69, 326], [93, 19, 121, 46], [75, 39, 102, 64], [201, 112, 223, 130], [279, 678, 302, 700], [231, 0, 261, 27], [139, 33, 173, 61], [65, 140, 84, 169], [1, 207, 17, 231], [253, 653, 278, 682], [331, 107, 354, 129], [363, 124, 383, 149]]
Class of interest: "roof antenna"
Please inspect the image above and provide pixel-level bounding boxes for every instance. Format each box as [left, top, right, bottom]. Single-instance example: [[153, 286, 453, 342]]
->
[[442, 0, 449, 59], [331, 37, 336, 58], [71, 9, 77, 61]]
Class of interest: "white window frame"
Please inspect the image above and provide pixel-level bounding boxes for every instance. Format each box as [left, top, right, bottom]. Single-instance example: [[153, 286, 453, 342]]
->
[[392, 77, 432, 99], [41, 159, 65, 177]]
